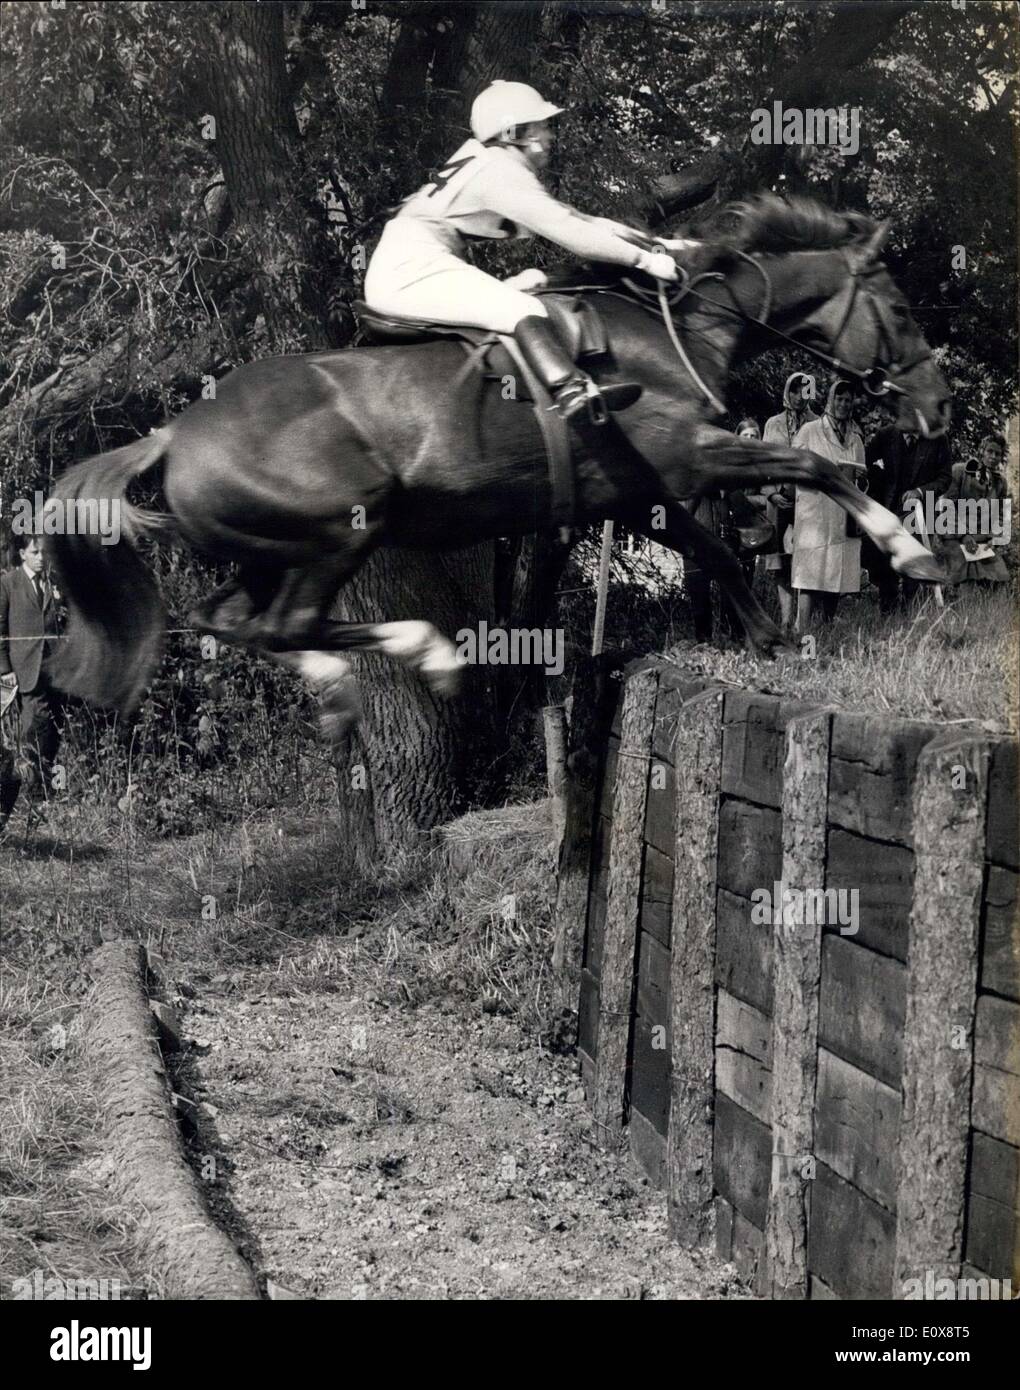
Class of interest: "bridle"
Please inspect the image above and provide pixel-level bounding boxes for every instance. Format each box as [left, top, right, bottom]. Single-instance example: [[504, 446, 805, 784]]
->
[[621, 246, 935, 414]]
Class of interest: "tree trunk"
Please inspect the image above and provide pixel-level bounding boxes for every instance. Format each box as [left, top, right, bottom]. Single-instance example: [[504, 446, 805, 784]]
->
[[194, 2, 334, 351], [191, 3, 503, 864], [322, 1, 551, 864], [332, 546, 497, 868]]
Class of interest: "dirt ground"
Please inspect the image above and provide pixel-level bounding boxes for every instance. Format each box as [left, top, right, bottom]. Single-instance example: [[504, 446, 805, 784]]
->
[[3, 789, 747, 1301], [172, 959, 745, 1301]]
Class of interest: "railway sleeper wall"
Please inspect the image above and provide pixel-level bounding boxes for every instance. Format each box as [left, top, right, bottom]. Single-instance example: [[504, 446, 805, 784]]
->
[[566, 656, 1018, 1300]]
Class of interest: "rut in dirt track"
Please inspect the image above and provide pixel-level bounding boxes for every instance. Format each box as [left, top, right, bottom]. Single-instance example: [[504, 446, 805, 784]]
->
[[176, 961, 748, 1301]]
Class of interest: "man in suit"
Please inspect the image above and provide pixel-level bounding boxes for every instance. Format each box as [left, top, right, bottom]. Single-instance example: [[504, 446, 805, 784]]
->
[[864, 424, 953, 612], [0, 533, 65, 810]]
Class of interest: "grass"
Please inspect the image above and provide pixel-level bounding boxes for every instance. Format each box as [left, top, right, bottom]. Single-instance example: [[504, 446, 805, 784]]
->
[[608, 581, 1017, 731]]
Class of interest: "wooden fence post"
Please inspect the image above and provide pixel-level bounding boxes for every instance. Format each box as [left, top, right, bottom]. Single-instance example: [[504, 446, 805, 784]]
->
[[667, 687, 724, 1244], [552, 657, 616, 1006], [592, 667, 658, 1138], [894, 732, 990, 1297], [764, 709, 833, 1298], [591, 519, 614, 656], [542, 703, 568, 852]]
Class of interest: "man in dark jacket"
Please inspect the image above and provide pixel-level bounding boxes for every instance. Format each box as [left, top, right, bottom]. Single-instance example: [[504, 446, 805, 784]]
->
[[864, 425, 952, 612], [0, 534, 65, 809]]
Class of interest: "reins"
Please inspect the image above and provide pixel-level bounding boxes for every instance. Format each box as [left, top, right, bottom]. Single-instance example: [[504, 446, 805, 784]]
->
[[571, 245, 935, 414]]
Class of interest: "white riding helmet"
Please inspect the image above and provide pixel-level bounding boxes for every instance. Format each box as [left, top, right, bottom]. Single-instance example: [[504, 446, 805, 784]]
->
[[470, 80, 564, 144]]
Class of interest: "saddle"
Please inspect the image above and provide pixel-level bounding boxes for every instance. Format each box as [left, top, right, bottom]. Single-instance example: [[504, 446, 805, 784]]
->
[[352, 293, 612, 538]]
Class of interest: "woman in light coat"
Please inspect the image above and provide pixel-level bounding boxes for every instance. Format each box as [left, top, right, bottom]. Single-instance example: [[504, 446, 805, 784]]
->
[[789, 379, 867, 631]]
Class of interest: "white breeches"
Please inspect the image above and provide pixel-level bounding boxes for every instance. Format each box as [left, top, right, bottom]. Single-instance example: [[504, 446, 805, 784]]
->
[[364, 219, 548, 334]]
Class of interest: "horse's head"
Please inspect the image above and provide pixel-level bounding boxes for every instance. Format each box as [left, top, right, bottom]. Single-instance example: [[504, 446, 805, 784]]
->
[[828, 226, 951, 438], [721, 197, 952, 438]]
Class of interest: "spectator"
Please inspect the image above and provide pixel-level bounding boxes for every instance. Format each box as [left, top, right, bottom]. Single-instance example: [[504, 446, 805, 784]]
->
[[937, 434, 1011, 587], [759, 372, 818, 630], [790, 379, 866, 631], [0, 534, 65, 813], [860, 397, 896, 445], [864, 414, 952, 613], [0, 668, 18, 834], [730, 417, 772, 588]]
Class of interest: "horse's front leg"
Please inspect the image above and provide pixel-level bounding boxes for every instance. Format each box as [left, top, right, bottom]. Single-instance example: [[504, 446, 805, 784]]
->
[[689, 427, 945, 583], [621, 503, 795, 658]]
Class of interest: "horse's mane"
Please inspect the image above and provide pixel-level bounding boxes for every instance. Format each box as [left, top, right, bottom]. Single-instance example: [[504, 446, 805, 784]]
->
[[716, 193, 876, 255], [550, 193, 878, 293]]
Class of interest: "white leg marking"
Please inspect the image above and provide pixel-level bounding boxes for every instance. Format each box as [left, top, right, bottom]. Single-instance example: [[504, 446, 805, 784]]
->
[[370, 620, 465, 693], [275, 650, 361, 742], [279, 650, 354, 688], [371, 620, 436, 663], [858, 496, 934, 570]]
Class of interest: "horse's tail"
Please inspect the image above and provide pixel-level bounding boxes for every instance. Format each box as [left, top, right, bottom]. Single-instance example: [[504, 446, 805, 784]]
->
[[46, 427, 175, 714]]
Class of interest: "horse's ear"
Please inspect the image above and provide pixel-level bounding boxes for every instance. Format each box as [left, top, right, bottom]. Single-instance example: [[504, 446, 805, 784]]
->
[[853, 220, 891, 267]]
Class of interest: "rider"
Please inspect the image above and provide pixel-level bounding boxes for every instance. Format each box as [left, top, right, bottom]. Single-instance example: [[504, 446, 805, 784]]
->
[[363, 80, 685, 424]]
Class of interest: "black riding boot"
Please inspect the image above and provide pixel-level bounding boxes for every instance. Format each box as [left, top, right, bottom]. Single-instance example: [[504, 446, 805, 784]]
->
[[514, 315, 640, 426]]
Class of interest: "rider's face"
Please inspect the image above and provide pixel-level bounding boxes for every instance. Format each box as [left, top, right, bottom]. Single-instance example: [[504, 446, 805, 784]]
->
[[520, 121, 554, 170]]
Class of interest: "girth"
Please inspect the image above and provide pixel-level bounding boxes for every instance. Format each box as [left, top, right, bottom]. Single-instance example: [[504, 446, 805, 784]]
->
[[352, 293, 611, 537]]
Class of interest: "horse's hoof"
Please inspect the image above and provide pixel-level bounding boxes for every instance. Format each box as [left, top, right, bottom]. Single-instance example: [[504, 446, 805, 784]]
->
[[317, 678, 362, 744], [892, 550, 945, 583], [747, 625, 797, 659], [317, 704, 360, 744]]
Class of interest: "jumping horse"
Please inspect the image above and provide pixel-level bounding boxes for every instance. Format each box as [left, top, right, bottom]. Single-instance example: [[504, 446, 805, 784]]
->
[[46, 196, 951, 739]]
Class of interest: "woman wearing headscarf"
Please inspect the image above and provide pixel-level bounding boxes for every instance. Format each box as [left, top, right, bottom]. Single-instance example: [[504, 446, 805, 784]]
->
[[937, 434, 1011, 586], [789, 379, 867, 631], [757, 373, 818, 629]]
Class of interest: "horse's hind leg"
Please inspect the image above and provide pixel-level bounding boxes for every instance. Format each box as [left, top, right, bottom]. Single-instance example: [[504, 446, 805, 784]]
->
[[271, 649, 362, 743], [189, 560, 370, 743]]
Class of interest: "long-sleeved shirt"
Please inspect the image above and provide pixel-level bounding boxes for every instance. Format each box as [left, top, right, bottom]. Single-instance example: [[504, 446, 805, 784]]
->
[[393, 138, 645, 268]]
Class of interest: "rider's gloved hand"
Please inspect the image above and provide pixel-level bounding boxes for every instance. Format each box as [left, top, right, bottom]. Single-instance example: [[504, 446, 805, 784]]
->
[[503, 268, 548, 292], [633, 249, 678, 282], [657, 237, 702, 254]]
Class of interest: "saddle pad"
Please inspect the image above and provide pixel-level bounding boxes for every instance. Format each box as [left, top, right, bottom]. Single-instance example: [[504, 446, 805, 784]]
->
[[353, 294, 607, 361]]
